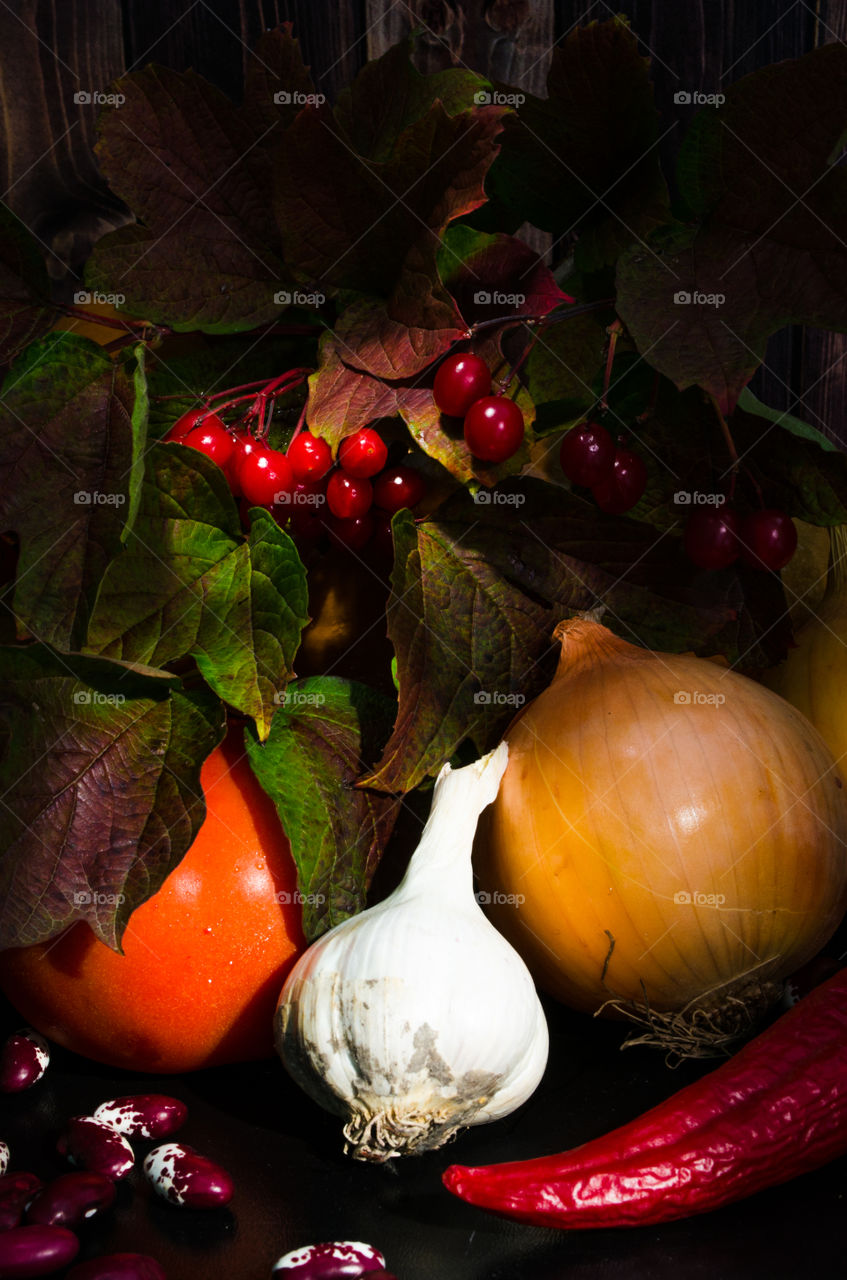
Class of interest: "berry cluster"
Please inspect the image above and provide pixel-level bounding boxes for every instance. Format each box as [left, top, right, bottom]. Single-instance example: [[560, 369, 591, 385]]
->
[[433, 353, 525, 463], [559, 420, 647, 514], [684, 505, 797, 572], [164, 410, 426, 555]]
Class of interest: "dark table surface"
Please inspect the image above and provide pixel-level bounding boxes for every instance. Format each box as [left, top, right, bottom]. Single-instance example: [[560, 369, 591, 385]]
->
[[2, 988, 846, 1280]]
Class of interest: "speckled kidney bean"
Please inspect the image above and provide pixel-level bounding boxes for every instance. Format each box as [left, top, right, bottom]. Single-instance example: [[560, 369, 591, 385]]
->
[[57, 1117, 134, 1180], [270, 1241, 387, 1277], [0, 1030, 50, 1093], [26, 1171, 116, 1229], [142, 1144, 233, 1209], [65, 1253, 168, 1280], [0, 1140, 9, 1176], [93, 1095, 187, 1140], [0, 1173, 43, 1231], [0, 1223, 79, 1276]]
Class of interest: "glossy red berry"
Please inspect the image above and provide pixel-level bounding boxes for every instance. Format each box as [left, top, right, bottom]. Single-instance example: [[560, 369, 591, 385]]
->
[[738, 509, 798, 571], [560, 422, 615, 487], [684, 506, 739, 570], [463, 396, 524, 463], [591, 448, 647, 514], [326, 470, 373, 520], [164, 407, 216, 443], [326, 512, 375, 552], [237, 446, 294, 506], [337, 428, 389, 479], [369, 509, 394, 562], [278, 480, 327, 541], [182, 420, 235, 470], [287, 432, 332, 482], [372, 466, 426, 514], [225, 428, 257, 495], [433, 353, 492, 418]]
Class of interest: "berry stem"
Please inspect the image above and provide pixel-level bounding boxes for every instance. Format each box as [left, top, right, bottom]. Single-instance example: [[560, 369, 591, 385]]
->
[[599, 320, 623, 411], [468, 297, 615, 339], [496, 325, 545, 398], [710, 395, 740, 474]]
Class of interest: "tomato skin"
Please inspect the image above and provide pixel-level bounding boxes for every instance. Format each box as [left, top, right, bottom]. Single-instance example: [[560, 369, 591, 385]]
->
[[0, 727, 306, 1073]]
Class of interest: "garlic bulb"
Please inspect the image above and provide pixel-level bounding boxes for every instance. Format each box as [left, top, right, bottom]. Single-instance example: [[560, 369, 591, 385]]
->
[[274, 743, 549, 1162]]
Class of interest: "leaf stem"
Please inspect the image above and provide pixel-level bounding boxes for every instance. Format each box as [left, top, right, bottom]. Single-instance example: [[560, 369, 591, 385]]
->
[[53, 303, 163, 334]]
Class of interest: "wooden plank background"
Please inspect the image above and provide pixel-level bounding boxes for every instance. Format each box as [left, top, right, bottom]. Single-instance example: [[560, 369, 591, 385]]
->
[[1, 0, 844, 439]]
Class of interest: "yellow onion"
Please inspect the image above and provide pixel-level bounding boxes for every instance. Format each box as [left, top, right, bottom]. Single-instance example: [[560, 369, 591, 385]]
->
[[475, 617, 847, 1050], [765, 524, 847, 766]]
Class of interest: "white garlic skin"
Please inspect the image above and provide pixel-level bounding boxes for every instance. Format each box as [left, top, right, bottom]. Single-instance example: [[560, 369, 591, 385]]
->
[[275, 743, 549, 1161]]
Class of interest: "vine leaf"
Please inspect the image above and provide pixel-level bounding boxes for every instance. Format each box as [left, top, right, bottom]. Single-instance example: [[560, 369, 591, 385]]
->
[[0, 202, 55, 367], [616, 43, 847, 412], [86, 28, 316, 330], [85, 446, 309, 741], [245, 677, 397, 940], [0, 645, 224, 950], [479, 19, 670, 271], [0, 335, 140, 651]]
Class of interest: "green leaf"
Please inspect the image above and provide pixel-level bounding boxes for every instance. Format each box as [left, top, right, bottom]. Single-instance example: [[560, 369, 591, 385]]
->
[[125, 344, 151, 539], [244, 677, 397, 940], [616, 43, 847, 412], [0, 644, 224, 949], [365, 506, 556, 792], [0, 334, 140, 649], [733, 406, 847, 525], [481, 19, 670, 270], [526, 311, 611, 419], [333, 37, 487, 162], [736, 387, 839, 452], [86, 38, 308, 331], [85, 446, 309, 739], [0, 202, 54, 366]]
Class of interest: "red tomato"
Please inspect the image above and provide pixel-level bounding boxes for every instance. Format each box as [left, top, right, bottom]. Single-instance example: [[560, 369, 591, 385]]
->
[[0, 726, 306, 1073]]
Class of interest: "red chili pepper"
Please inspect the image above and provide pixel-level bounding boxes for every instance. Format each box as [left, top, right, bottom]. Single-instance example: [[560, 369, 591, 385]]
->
[[443, 965, 847, 1229]]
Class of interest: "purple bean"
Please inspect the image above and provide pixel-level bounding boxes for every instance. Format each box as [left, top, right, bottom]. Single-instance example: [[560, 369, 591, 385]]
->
[[0, 1224, 79, 1276], [0, 1030, 50, 1093], [271, 1241, 387, 1277], [142, 1144, 233, 1209], [26, 1172, 116, 1229], [92, 1095, 187, 1140], [66, 1254, 168, 1280], [0, 1140, 8, 1176], [57, 1117, 134, 1181], [0, 1173, 44, 1232]]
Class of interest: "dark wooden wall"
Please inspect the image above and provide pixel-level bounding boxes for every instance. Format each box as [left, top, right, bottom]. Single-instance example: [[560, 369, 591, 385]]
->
[[1, 0, 845, 436]]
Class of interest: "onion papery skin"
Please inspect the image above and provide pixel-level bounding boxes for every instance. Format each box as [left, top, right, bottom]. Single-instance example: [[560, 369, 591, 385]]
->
[[475, 618, 847, 1019]]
